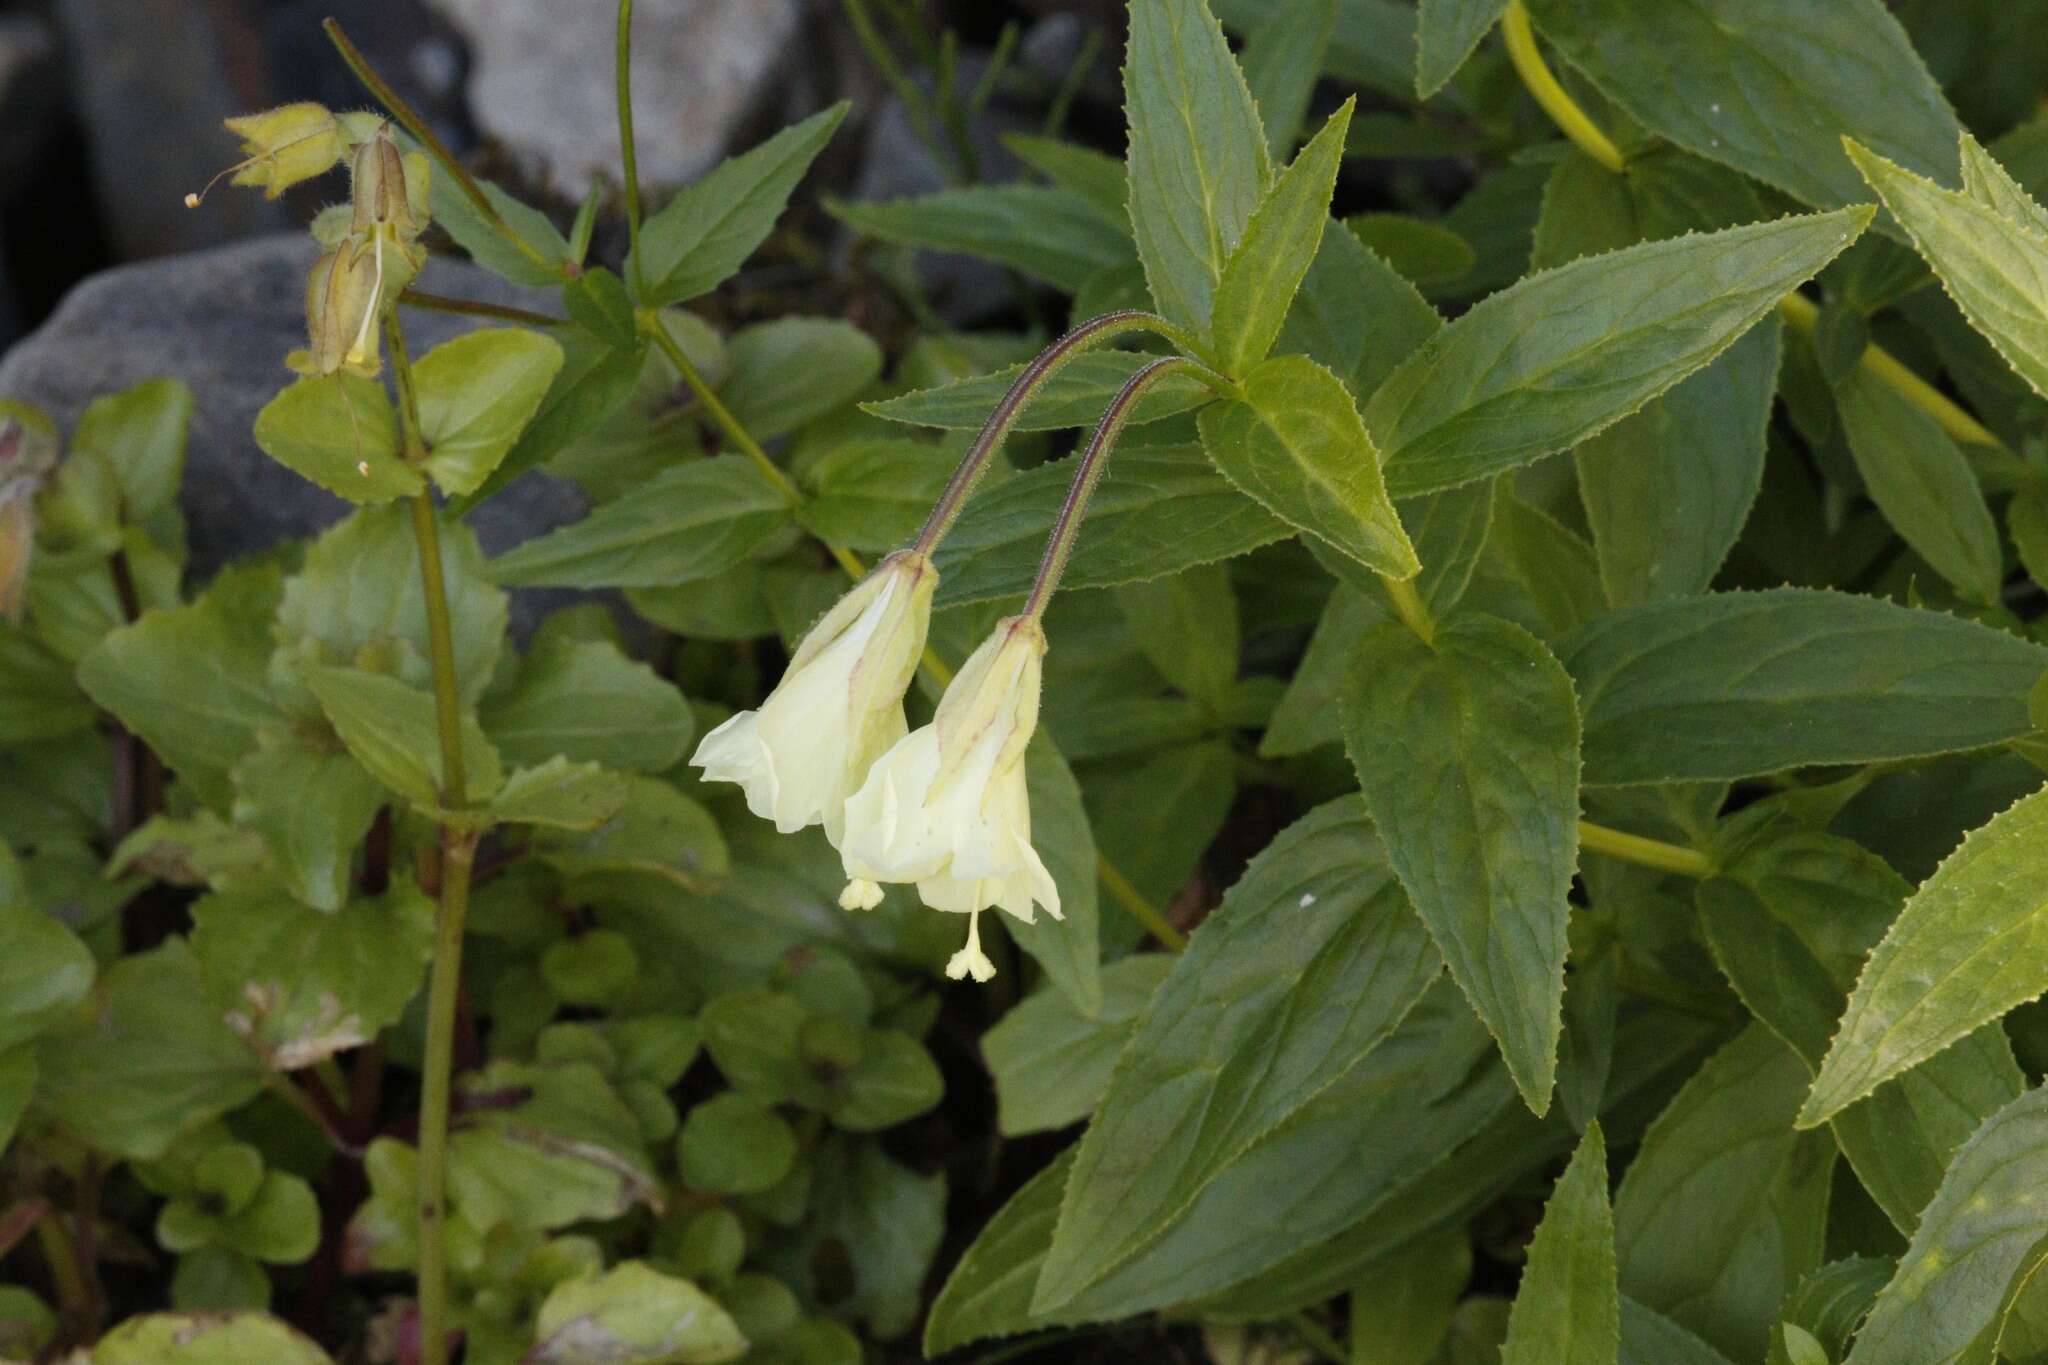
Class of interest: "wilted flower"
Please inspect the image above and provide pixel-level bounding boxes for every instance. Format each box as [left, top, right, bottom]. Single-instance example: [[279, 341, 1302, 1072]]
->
[[840, 617, 1059, 983], [291, 239, 392, 378], [189, 103, 347, 204], [347, 126, 430, 240], [692, 551, 936, 845]]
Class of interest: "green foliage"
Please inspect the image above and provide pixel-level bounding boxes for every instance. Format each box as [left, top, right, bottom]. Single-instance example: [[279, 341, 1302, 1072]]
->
[[16, 0, 2048, 1359]]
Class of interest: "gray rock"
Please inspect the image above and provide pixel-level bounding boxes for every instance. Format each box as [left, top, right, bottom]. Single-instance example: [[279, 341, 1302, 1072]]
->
[[0, 233, 587, 591], [427, 0, 808, 198]]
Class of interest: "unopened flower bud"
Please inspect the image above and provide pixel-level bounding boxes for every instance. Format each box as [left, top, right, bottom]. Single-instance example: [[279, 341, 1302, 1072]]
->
[[692, 551, 937, 846], [191, 103, 346, 205], [840, 617, 1059, 984], [294, 240, 386, 378], [348, 128, 430, 240]]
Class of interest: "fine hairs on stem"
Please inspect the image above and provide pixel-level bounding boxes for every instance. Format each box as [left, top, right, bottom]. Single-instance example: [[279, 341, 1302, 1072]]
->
[[911, 310, 1193, 556]]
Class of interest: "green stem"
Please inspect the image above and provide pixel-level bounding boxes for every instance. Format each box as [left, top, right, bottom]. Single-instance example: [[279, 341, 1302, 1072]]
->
[[1577, 819, 1715, 879], [324, 19, 563, 281], [914, 310, 1188, 556], [400, 288, 566, 329], [1499, 5, 2008, 456], [1022, 355, 1223, 621], [616, 0, 645, 292], [414, 829, 475, 1365], [641, 311, 802, 504], [36, 1213, 90, 1339], [1098, 854, 1189, 953], [384, 314, 476, 1365]]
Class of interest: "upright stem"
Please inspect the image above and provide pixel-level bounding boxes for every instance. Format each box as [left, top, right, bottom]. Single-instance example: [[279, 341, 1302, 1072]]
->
[[616, 0, 644, 292], [324, 19, 563, 281], [35, 1212, 90, 1341], [913, 310, 1186, 555], [384, 312, 474, 1365], [1022, 356, 1217, 621]]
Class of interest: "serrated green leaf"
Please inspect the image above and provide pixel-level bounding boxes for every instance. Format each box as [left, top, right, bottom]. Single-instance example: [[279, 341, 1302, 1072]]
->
[[1502, 1123, 1618, 1365], [1114, 564, 1239, 715], [274, 503, 506, 708], [1006, 739, 1101, 1016], [1849, 135, 2048, 399], [1577, 321, 1779, 605], [489, 757, 630, 830], [1522, 0, 1960, 218], [829, 185, 1134, 292], [984, 955, 1172, 1135], [483, 637, 693, 773], [1615, 1026, 1835, 1362], [1033, 798, 1442, 1314], [533, 774, 727, 890], [189, 883, 434, 1070], [231, 740, 384, 911], [924, 1148, 1074, 1357], [1845, 1084, 2048, 1365], [631, 102, 848, 307], [70, 376, 190, 526], [1124, 0, 1271, 331], [718, 318, 881, 441], [251, 373, 416, 503], [37, 940, 266, 1160], [794, 438, 951, 552], [1003, 135, 1129, 221], [430, 172, 571, 287], [299, 662, 502, 811], [1198, 354, 1418, 576], [1800, 787, 2048, 1128], [933, 443, 1289, 607], [1560, 589, 2048, 785], [453, 329, 644, 512], [1349, 213, 1478, 286], [446, 1059, 661, 1230], [1364, 209, 1872, 496], [867, 349, 1215, 432], [1209, 100, 1352, 377], [1832, 360, 2002, 604], [1620, 1298, 1738, 1365], [76, 562, 283, 813], [1277, 215, 1443, 399], [487, 455, 792, 589], [1341, 611, 1579, 1112], [412, 327, 565, 497], [1417, 0, 1508, 97], [1242, 0, 1336, 157]]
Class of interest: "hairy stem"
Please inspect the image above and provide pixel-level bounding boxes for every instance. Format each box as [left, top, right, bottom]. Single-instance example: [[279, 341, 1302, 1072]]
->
[[912, 310, 1187, 556], [324, 19, 562, 281], [1577, 819, 1715, 879], [616, 0, 644, 291], [400, 289, 566, 329], [1022, 355, 1219, 621]]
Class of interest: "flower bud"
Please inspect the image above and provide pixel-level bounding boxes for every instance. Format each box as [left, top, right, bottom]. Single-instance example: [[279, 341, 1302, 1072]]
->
[[205, 103, 346, 202], [840, 617, 1059, 983], [348, 128, 430, 240], [293, 241, 385, 377], [692, 551, 937, 845]]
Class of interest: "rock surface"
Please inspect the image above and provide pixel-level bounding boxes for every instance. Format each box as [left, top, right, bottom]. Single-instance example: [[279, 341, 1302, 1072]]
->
[[426, 0, 808, 197], [0, 233, 586, 581]]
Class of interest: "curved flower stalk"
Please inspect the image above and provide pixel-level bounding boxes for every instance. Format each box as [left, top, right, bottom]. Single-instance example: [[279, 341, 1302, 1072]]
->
[[692, 550, 936, 845], [839, 616, 1058, 982]]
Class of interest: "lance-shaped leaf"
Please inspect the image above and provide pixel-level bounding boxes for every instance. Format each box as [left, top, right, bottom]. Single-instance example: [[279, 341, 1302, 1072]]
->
[[1031, 798, 1442, 1314], [1417, 0, 1509, 98], [482, 637, 694, 773], [1521, 0, 1960, 217], [1241, 0, 1335, 156], [1208, 99, 1352, 377], [1363, 208, 1871, 496], [984, 956, 1173, 1136], [1198, 355, 1419, 578], [1849, 135, 2048, 399], [487, 455, 793, 589], [932, 443, 1289, 607], [1561, 589, 2048, 786], [829, 186, 1134, 293], [412, 328, 564, 497], [1341, 611, 1579, 1112], [631, 102, 849, 306], [1845, 1084, 2048, 1365], [867, 350, 1215, 432], [1615, 1026, 1835, 1362], [1801, 787, 2048, 1128], [1502, 1124, 1618, 1365], [1123, 0, 1270, 332]]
